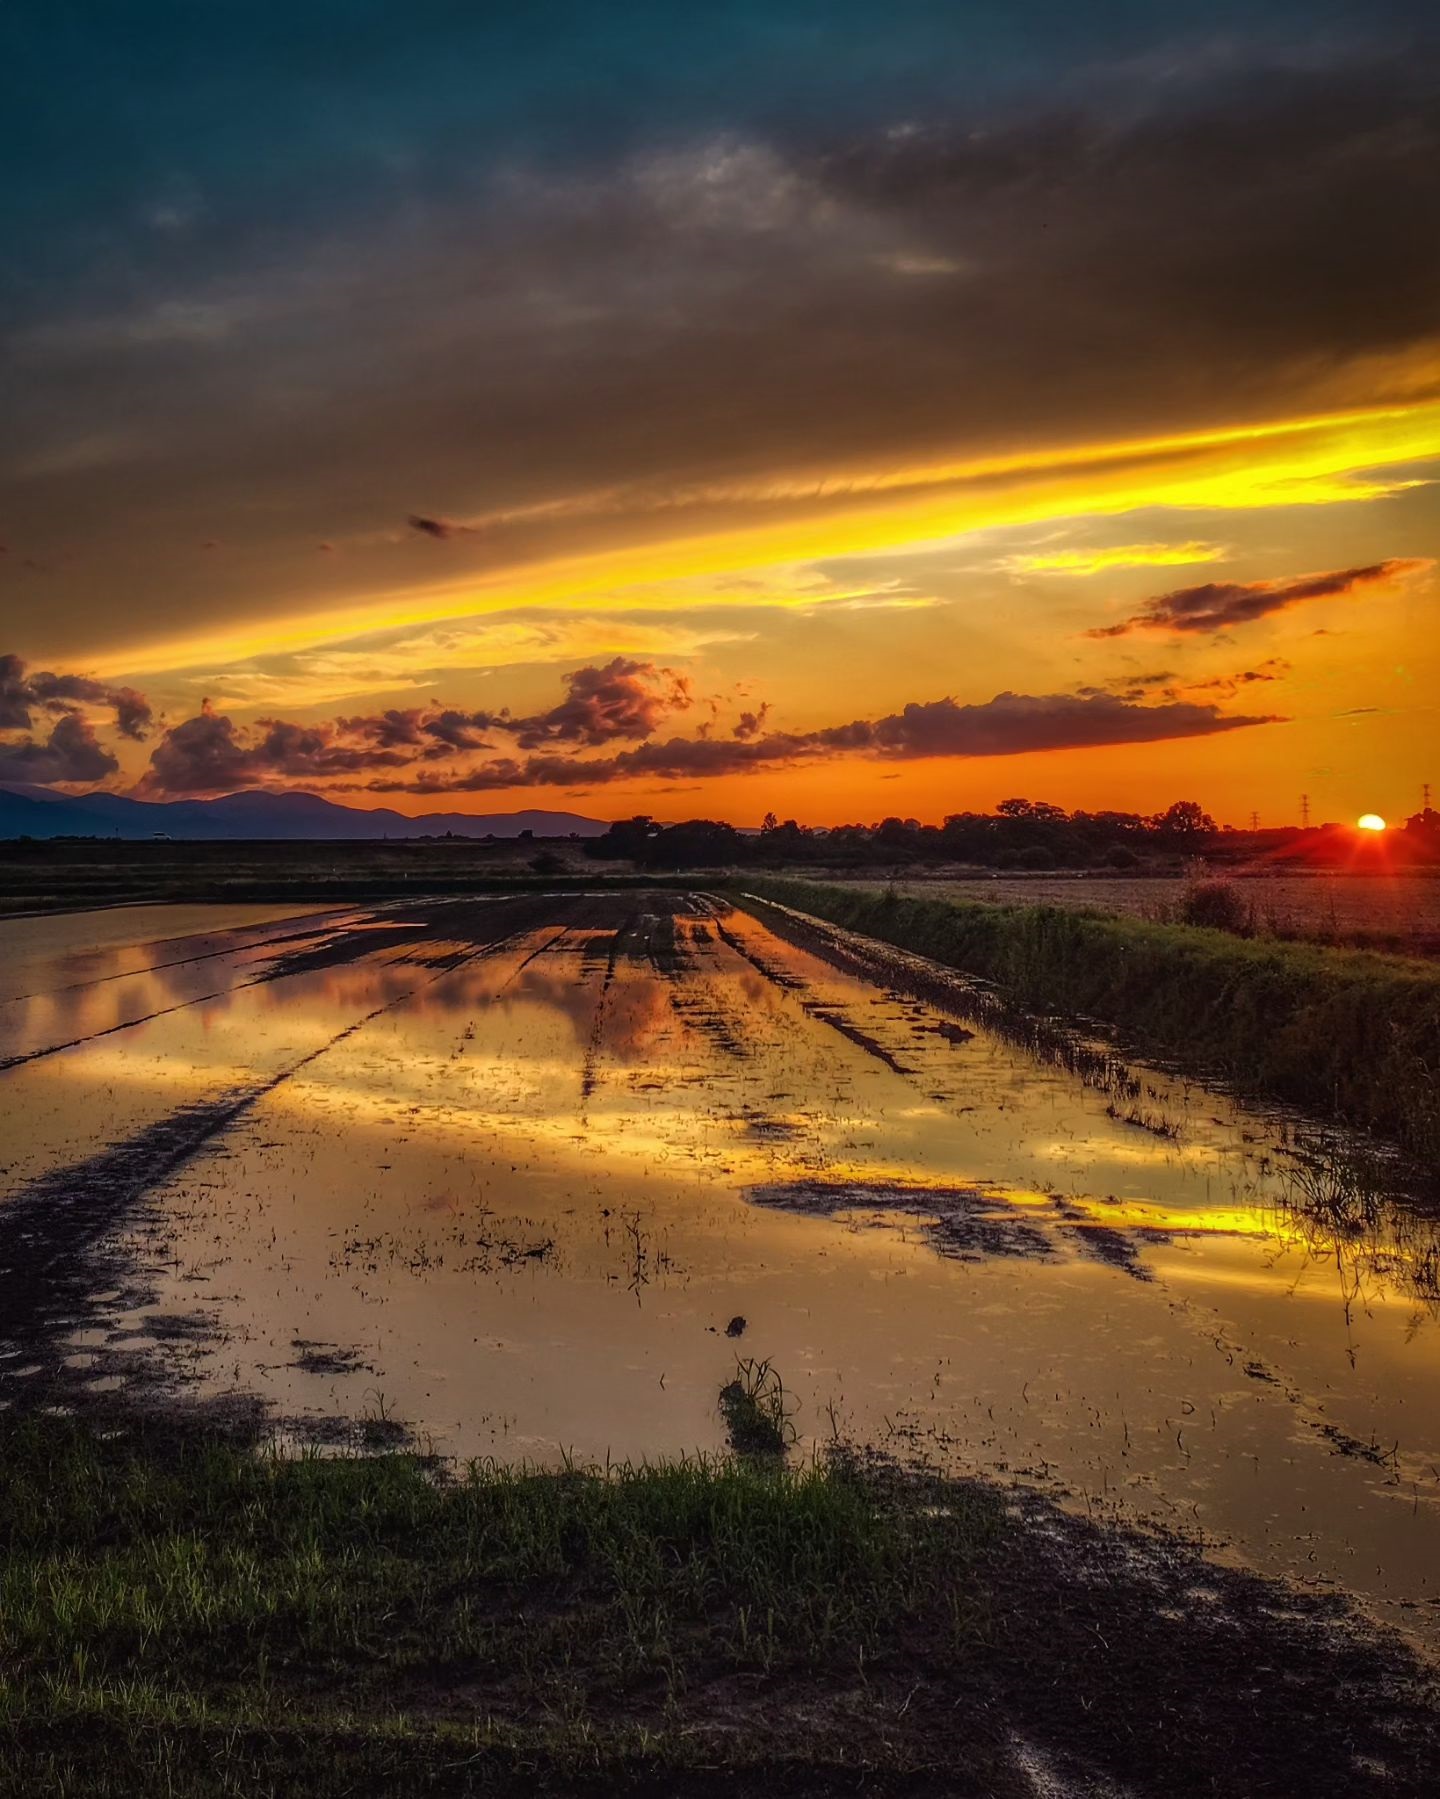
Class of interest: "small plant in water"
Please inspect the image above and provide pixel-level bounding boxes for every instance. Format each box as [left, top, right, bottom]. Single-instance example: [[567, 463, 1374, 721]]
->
[[358, 1388, 406, 1449], [719, 1356, 794, 1458]]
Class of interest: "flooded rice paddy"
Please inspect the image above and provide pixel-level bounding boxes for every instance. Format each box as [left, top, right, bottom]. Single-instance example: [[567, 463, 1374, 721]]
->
[[3, 890, 1439, 1646]]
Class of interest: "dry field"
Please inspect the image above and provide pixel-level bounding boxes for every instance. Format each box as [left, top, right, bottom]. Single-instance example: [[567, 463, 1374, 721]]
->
[[861, 870, 1440, 951]]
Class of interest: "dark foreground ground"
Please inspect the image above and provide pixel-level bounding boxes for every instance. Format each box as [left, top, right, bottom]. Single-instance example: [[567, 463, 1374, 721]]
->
[[2, 1415, 1438, 1799]]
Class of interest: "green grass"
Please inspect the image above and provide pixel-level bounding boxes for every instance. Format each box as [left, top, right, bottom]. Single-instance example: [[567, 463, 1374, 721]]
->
[[0, 1415, 998, 1796], [2, 1416, 1437, 1796], [736, 878, 1440, 1163]]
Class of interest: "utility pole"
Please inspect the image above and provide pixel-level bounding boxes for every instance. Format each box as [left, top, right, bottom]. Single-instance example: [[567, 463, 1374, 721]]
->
[[1425, 781, 1433, 814], [1300, 793, 1310, 828], [1248, 810, 1259, 832]]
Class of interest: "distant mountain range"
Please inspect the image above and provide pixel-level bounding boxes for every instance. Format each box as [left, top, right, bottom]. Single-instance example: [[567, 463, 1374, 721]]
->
[[0, 784, 608, 841]]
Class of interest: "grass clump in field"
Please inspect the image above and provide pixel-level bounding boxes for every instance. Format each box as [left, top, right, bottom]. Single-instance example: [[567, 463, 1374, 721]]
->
[[739, 877, 1440, 1164], [1174, 869, 1254, 934], [719, 1356, 793, 1458]]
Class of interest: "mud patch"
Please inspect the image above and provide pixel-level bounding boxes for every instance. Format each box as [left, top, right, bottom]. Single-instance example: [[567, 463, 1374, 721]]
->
[[749, 1179, 1058, 1264], [1060, 1222, 1155, 1280], [799, 1001, 915, 1075], [249, 920, 423, 982], [747, 1178, 1174, 1280], [972, 1473, 1440, 1799], [329, 1222, 558, 1278], [287, 1339, 376, 1377], [739, 1110, 805, 1142]]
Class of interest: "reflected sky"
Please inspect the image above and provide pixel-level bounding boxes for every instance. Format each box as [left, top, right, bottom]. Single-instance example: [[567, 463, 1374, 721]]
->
[[3, 894, 1439, 1648]]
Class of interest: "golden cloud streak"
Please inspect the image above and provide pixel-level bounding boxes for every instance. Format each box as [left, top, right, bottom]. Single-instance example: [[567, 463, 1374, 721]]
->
[[1004, 541, 1228, 575], [93, 396, 1440, 682]]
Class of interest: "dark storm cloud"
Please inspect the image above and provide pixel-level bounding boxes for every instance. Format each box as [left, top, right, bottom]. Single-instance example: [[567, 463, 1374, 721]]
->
[[349, 659, 694, 753], [110, 687, 154, 740], [6, 41, 1440, 659], [0, 651, 154, 784], [139, 702, 422, 793], [353, 690, 1277, 794], [810, 61, 1440, 375], [1086, 559, 1431, 636], [0, 653, 153, 738], [139, 660, 701, 792], [824, 691, 1278, 760], [137, 655, 1277, 796], [0, 712, 119, 785], [410, 708, 493, 753], [332, 706, 494, 756], [375, 736, 806, 794], [509, 658, 693, 748]]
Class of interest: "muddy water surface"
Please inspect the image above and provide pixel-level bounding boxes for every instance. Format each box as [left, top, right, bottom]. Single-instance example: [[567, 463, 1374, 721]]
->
[[3, 890, 1439, 1646]]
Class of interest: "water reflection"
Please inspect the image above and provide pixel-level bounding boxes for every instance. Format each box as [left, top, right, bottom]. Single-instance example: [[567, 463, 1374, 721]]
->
[[3, 894, 1440, 1648]]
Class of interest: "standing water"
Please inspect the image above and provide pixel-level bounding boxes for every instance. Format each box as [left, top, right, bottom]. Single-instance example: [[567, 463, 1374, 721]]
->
[[2, 890, 1437, 1649]]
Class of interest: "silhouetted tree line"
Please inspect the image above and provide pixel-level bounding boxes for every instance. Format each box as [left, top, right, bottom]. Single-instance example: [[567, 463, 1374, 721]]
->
[[584, 799, 1221, 871], [1402, 807, 1440, 851]]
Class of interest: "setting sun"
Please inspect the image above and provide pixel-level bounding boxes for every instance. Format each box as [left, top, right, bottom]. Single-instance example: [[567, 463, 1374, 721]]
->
[[1357, 813, 1387, 831]]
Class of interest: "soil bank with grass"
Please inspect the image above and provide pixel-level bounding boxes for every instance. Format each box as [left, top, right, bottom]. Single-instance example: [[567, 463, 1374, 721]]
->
[[2, 1416, 1438, 1798], [733, 878, 1440, 1164]]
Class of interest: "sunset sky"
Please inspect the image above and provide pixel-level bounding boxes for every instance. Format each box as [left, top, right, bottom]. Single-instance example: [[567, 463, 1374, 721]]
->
[[3, 2, 1437, 826]]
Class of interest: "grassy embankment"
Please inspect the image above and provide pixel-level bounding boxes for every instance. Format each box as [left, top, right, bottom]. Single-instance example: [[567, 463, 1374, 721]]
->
[[735, 877, 1440, 1164], [2, 1416, 1436, 1798]]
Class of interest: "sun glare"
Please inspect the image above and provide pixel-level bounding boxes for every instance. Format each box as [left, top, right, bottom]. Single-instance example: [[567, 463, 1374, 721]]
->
[[1357, 813, 1387, 832]]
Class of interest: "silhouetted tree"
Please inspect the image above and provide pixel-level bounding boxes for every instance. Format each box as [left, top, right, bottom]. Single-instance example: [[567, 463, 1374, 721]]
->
[[1151, 801, 1216, 843], [585, 815, 660, 860]]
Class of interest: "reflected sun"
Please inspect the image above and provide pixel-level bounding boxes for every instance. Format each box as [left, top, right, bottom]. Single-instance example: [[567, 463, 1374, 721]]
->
[[1357, 813, 1387, 832]]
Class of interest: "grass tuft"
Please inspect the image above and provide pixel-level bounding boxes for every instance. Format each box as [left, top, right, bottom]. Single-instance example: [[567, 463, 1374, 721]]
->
[[718, 1358, 793, 1459]]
